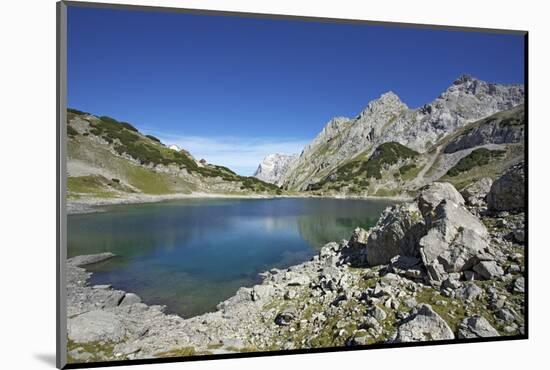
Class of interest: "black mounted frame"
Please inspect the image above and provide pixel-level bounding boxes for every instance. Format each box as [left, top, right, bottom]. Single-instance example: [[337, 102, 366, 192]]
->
[[56, 1, 529, 369]]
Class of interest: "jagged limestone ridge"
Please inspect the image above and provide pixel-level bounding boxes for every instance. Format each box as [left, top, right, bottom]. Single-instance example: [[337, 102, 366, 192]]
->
[[280, 75, 524, 191]]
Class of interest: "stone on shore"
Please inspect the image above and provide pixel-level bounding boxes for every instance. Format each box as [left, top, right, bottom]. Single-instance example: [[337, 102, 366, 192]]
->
[[68, 310, 125, 343], [68, 252, 115, 267], [119, 293, 142, 306]]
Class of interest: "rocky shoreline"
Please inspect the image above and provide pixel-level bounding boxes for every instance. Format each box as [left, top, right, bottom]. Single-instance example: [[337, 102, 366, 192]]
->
[[67, 192, 411, 215], [66, 164, 526, 364]]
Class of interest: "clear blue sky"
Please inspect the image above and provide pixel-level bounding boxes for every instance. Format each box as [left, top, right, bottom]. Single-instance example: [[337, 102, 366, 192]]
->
[[67, 6, 524, 175]]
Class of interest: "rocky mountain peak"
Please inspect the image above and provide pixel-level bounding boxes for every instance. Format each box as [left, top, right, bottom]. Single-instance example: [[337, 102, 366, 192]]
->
[[359, 91, 408, 119], [453, 74, 476, 85]]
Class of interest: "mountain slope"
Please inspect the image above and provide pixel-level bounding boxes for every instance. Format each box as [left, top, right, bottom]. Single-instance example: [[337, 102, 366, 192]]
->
[[279, 75, 524, 191], [66, 109, 281, 200]]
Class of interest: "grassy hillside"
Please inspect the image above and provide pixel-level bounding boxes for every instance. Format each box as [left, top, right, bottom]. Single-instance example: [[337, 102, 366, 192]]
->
[[439, 144, 524, 190], [66, 109, 281, 200], [306, 142, 420, 195]]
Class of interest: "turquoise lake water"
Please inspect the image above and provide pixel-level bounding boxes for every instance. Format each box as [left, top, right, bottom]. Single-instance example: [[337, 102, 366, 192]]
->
[[67, 198, 393, 318]]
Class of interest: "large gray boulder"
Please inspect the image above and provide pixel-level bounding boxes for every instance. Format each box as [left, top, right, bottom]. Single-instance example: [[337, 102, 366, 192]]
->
[[457, 316, 500, 338], [119, 293, 142, 306], [395, 304, 454, 342], [348, 228, 369, 249], [461, 177, 493, 206], [473, 261, 504, 280], [487, 162, 525, 212], [417, 182, 465, 217], [68, 310, 125, 343], [419, 201, 490, 282], [366, 203, 425, 266]]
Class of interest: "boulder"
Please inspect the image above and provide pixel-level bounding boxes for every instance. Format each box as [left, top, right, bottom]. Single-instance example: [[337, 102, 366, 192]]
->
[[369, 306, 387, 321], [513, 277, 525, 293], [366, 203, 425, 266], [455, 283, 483, 301], [419, 201, 490, 282], [119, 293, 142, 306], [513, 228, 525, 243], [395, 304, 454, 342], [348, 330, 369, 346], [487, 162, 525, 212], [461, 177, 493, 206], [319, 242, 339, 258], [251, 284, 275, 301], [100, 290, 126, 308], [496, 308, 515, 322], [68, 310, 125, 343], [348, 228, 369, 249], [457, 316, 500, 338], [417, 182, 465, 217], [473, 261, 504, 280], [217, 287, 253, 311]]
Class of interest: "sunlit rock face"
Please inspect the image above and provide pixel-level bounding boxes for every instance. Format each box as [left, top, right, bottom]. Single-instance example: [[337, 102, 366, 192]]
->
[[253, 153, 297, 186]]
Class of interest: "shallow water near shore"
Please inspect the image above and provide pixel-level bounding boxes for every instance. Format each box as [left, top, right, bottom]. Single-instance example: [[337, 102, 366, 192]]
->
[[68, 197, 394, 318]]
